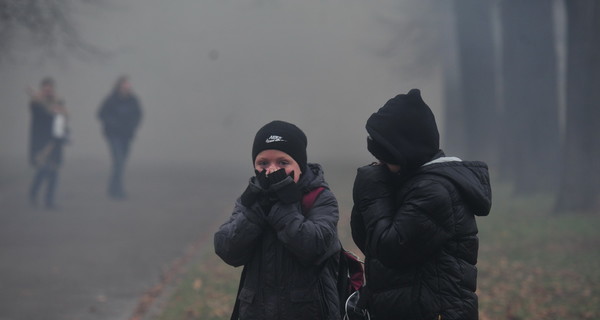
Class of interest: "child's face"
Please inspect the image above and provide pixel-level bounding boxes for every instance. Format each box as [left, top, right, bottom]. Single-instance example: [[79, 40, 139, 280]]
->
[[254, 149, 301, 183]]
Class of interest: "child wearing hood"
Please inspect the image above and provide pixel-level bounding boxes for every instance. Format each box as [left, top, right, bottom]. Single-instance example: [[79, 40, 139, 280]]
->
[[215, 120, 341, 320], [351, 89, 492, 320]]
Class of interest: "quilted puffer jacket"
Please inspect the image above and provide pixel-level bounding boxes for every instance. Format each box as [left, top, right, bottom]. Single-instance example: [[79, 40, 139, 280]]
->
[[215, 163, 341, 320], [351, 154, 491, 320]]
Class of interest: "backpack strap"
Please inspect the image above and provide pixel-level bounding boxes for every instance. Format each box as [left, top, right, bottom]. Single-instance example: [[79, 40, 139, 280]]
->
[[302, 186, 326, 214], [343, 250, 365, 292]]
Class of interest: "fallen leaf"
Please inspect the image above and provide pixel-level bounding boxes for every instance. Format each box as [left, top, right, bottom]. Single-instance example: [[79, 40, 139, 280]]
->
[[193, 278, 203, 291]]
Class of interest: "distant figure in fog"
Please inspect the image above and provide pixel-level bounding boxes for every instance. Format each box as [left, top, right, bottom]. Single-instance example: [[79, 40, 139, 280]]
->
[[97, 75, 143, 199], [351, 89, 492, 320], [28, 77, 69, 210]]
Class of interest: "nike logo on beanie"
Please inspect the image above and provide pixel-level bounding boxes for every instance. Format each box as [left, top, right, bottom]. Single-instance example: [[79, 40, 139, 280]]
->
[[266, 135, 286, 143]]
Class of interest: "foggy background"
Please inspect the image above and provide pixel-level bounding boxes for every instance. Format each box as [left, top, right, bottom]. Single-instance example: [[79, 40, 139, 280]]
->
[[2, 0, 599, 319], [0, 0, 445, 170], [0, 2, 447, 318]]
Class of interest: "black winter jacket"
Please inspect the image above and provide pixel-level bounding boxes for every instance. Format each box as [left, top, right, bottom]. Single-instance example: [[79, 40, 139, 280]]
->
[[215, 163, 341, 320], [29, 100, 64, 166], [97, 93, 142, 139], [351, 155, 491, 320]]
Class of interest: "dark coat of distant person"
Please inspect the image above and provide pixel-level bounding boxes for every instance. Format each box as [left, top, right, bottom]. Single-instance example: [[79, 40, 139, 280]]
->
[[97, 92, 142, 140], [29, 98, 64, 166]]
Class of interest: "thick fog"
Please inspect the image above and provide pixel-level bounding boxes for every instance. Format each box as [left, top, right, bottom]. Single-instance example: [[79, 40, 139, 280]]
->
[[0, 0, 444, 170], [4, 2, 599, 319]]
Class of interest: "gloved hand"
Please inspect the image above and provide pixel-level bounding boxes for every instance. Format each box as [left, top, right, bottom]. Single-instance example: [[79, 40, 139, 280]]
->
[[267, 168, 290, 185], [240, 177, 264, 207], [267, 168, 302, 204], [241, 169, 274, 207], [255, 169, 270, 189]]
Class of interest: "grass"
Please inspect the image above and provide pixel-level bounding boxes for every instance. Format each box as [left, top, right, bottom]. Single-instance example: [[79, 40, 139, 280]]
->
[[153, 181, 600, 320], [477, 184, 600, 320], [151, 245, 241, 320]]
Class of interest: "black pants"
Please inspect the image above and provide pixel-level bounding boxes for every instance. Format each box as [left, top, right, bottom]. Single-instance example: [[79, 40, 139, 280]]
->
[[30, 164, 59, 208], [106, 136, 132, 198]]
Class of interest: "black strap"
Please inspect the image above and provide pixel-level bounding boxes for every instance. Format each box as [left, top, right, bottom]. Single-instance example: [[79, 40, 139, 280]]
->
[[230, 266, 247, 320]]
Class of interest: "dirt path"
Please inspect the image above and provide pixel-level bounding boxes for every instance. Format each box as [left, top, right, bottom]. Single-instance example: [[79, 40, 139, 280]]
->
[[0, 159, 242, 320]]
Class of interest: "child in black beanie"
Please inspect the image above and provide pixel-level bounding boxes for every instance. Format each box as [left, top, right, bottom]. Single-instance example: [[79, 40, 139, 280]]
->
[[214, 120, 341, 320], [351, 89, 492, 320]]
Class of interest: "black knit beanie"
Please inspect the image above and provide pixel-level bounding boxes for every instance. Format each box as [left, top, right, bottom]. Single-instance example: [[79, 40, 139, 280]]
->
[[366, 89, 440, 172], [252, 121, 308, 172]]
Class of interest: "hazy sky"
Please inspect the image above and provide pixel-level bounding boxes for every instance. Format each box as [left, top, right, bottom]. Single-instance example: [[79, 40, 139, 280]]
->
[[0, 0, 445, 169]]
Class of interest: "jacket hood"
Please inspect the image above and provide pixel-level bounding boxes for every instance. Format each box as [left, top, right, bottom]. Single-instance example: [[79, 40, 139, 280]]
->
[[419, 157, 492, 216], [298, 163, 329, 192]]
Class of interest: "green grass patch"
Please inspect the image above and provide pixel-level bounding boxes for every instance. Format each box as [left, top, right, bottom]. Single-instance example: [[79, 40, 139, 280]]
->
[[477, 184, 600, 320], [153, 245, 241, 320]]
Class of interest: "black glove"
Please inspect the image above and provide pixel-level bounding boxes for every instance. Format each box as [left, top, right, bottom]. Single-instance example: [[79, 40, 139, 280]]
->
[[258, 194, 277, 214], [266, 168, 290, 185], [240, 180, 278, 214], [267, 168, 302, 204], [240, 178, 263, 207], [255, 169, 270, 189], [240, 170, 272, 207]]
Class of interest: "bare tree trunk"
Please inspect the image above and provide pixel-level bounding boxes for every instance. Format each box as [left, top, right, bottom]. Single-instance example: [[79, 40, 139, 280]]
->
[[499, 0, 560, 194], [447, 0, 498, 163], [555, 0, 600, 213], [439, 0, 465, 157]]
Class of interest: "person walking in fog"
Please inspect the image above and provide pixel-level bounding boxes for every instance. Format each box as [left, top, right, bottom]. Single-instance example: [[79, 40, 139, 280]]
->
[[97, 75, 142, 200], [214, 121, 342, 320], [351, 89, 492, 320], [28, 77, 69, 210]]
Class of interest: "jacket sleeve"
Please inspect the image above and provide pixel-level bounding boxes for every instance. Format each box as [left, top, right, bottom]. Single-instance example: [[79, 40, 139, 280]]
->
[[351, 164, 394, 255], [97, 98, 112, 124], [350, 206, 366, 254], [265, 189, 339, 265], [365, 180, 454, 267], [214, 199, 267, 267]]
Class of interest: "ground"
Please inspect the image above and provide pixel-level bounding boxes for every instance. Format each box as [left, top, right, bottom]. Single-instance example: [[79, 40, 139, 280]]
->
[[0, 158, 241, 320]]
